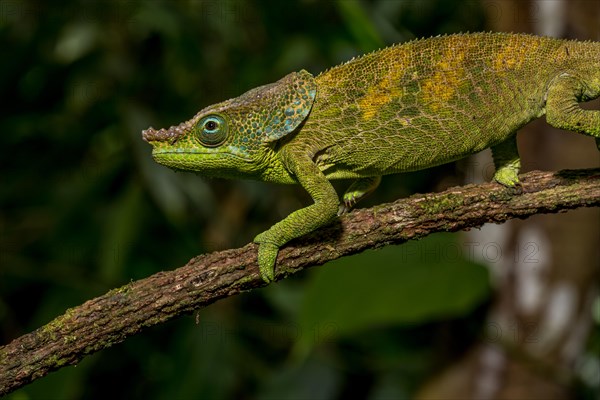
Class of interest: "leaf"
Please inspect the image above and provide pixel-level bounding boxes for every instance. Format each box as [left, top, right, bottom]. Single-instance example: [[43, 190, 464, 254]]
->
[[296, 233, 490, 351]]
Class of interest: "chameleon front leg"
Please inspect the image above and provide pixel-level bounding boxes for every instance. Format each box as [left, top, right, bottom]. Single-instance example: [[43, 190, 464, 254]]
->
[[491, 135, 521, 187], [254, 151, 339, 282], [338, 176, 382, 215], [545, 73, 600, 150]]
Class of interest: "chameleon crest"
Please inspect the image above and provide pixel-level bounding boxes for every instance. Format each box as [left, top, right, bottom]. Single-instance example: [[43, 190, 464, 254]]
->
[[144, 32, 600, 282]]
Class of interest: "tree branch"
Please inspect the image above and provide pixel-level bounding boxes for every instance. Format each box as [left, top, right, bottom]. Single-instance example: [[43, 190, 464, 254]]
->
[[1, 168, 599, 395]]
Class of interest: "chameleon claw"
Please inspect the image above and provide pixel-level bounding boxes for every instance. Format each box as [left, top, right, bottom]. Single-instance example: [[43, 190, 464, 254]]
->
[[337, 200, 355, 216], [506, 181, 523, 195]]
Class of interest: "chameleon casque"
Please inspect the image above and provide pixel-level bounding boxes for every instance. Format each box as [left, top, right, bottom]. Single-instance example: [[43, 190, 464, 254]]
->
[[142, 32, 600, 282]]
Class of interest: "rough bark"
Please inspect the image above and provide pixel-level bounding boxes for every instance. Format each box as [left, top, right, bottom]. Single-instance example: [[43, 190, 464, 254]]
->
[[1, 168, 599, 396]]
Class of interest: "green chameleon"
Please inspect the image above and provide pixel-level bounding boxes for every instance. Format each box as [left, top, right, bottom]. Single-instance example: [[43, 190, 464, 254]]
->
[[143, 32, 600, 282]]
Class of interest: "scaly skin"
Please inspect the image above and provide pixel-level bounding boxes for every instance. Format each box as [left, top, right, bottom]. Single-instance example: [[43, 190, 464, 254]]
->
[[142, 32, 600, 282]]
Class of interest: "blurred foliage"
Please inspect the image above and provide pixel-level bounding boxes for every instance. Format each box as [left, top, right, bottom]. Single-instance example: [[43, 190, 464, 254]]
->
[[0, 0, 597, 399]]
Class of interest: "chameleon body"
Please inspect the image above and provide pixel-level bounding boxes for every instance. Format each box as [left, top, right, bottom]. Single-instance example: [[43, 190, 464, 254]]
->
[[143, 32, 600, 282]]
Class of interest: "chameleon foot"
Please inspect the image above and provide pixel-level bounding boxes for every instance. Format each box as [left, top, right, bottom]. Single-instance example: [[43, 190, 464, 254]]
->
[[254, 234, 279, 283], [493, 167, 523, 195], [493, 167, 520, 187], [339, 176, 382, 216], [493, 155, 521, 188]]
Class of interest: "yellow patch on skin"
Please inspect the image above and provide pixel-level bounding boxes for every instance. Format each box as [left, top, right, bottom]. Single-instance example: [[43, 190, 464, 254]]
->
[[492, 35, 542, 73], [552, 43, 571, 63], [421, 36, 473, 110], [357, 47, 410, 120]]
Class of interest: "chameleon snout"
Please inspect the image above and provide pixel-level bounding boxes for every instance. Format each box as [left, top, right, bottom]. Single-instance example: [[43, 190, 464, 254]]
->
[[142, 127, 162, 143], [142, 122, 191, 144]]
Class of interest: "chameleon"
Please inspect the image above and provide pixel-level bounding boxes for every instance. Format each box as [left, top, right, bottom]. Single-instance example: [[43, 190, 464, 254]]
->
[[142, 32, 600, 283]]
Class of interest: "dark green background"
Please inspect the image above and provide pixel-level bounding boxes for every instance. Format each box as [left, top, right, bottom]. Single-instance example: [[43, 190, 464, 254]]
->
[[1, 1, 597, 399]]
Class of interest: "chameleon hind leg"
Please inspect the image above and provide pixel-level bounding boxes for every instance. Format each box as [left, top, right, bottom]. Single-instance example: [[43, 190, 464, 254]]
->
[[545, 73, 600, 148], [338, 176, 382, 215], [491, 135, 521, 187]]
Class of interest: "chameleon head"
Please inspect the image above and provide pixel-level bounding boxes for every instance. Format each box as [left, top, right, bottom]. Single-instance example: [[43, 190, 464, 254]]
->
[[142, 70, 317, 179]]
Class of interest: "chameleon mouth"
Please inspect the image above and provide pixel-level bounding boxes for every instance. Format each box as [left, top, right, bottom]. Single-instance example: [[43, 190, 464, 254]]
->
[[152, 149, 253, 162], [151, 149, 256, 178]]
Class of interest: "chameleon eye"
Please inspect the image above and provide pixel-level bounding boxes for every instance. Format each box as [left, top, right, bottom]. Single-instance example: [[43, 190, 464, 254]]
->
[[197, 115, 227, 147]]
